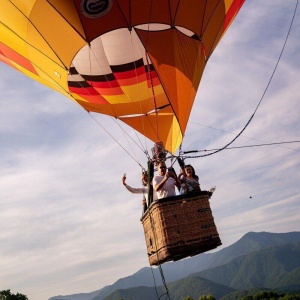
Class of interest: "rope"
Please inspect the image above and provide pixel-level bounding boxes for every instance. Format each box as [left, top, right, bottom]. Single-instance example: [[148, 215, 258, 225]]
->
[[148, 208, 171, 300], [111, 117, 146, 153], [251, 0, 299, 116], [87, 112, 144, 168], [150, 265, 160, 300], [182, 0, 299, 159], [184, 140, 300, 155], [188, 122, 300, 152]]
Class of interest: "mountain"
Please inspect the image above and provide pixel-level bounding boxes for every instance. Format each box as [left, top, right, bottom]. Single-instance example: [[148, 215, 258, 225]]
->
[[102, 276, 235, 300], [102, 286, 163, 300], [50, 289, 103, 300], [275, 267, 300, 290], [101, 242, 300, 300], [49, 231, 300, 300], [192, 242, 300, 290], [50, 289, 106, 300], [162, 231, 300, 276]]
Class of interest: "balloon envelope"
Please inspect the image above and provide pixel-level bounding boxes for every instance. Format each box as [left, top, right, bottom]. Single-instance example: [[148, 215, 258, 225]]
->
[[0, 0, 244, 153]]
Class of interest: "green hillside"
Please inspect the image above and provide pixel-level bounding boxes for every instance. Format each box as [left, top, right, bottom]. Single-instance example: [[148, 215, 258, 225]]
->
[[193, 242, 300, 290], [276, 267, 300, 290], [103, 276, 235, 300], [102, 242, 300, 300], [167, 276, 235, 300], [103, 286, 164, 300]]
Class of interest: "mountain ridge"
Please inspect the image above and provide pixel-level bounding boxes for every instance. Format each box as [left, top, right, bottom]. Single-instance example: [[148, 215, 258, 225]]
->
[[99, 242, 300, 300], [49, 231, 300, 300], [192, 242, 300, 290]]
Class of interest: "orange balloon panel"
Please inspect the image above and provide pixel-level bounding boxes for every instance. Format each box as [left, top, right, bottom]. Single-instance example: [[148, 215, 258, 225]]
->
[[0, 0, 244, 153]]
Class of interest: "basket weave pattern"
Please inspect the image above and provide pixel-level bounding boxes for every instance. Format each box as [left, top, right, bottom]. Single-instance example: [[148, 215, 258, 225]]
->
[[141, 192, 221, 265]]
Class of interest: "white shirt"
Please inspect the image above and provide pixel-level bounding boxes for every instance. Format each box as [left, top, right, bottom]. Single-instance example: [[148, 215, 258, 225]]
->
[[153, 175, 177, 199]]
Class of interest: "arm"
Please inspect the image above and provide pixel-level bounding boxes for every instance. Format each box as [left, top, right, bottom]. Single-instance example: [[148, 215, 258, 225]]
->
[[175, 178, 181, 190], [168, 170, 181, 190], [154, 172, 181, 191], [153, 175, 168, 192], [125, 184, 147, 194], [177, 169, 185, 183], [122, 175, 147, 194]]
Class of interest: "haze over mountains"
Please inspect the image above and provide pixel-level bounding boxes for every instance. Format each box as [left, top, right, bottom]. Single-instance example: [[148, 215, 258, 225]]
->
[[50, 231, 300, 300]]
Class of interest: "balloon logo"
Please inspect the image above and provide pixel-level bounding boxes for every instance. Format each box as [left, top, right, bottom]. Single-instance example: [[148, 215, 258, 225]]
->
[[80, 0, 113, 19]]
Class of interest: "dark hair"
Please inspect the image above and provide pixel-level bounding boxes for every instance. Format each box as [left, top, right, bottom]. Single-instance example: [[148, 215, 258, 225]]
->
[[142, 171, 148, 186], [184, 165, 199, 181]]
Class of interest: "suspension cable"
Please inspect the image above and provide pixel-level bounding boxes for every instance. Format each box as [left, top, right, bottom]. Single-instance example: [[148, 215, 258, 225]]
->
[[87, 112, 144, 168], [190, 121, 298, 149], [182, 0, 299, 159], [148, 209, 171, 300], [111, 117, 146, 153], [184, 140, 300, 155]]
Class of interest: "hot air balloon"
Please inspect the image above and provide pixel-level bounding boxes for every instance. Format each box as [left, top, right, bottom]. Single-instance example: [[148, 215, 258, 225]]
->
[[0, 0, 245, 265]]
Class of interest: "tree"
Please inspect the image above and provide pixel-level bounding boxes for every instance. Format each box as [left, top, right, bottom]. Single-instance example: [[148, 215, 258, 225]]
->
[[183, 296, 194, 300], [241, 291, 300, 300], [199, 295, 216, 300], [279, 294, 300, 300], [0, 290, 28, 300]]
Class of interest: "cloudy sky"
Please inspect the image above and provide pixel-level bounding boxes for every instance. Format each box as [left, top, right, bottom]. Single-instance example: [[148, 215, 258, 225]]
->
[[1, 1, 299, 300]]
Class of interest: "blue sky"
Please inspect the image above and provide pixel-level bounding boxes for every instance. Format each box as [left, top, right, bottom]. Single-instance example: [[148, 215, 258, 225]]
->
[[0, 1, 299, 300]]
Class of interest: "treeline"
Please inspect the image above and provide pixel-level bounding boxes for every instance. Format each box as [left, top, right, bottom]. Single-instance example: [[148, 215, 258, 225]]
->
[[182, 291, 300, 300], [0, 290, 28, 300], [183, 295, 216, 300], [240, 291, 300, 300]]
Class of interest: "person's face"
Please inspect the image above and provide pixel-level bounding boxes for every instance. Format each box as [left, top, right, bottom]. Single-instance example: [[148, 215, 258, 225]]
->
[[142, 173, 148, 185], [185, 166, 193, 176], [158, 163, 167, 175]]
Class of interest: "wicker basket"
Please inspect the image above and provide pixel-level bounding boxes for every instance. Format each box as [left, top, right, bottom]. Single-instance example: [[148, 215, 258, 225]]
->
[[140, 191, 221, 266]]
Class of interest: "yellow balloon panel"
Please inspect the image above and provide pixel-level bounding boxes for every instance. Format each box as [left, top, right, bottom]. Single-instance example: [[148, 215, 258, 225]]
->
[[28, 0, 86, 67], [9, 0, 37, 16], [120, 106, 183, 153], [0, 2, 29, 40]]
